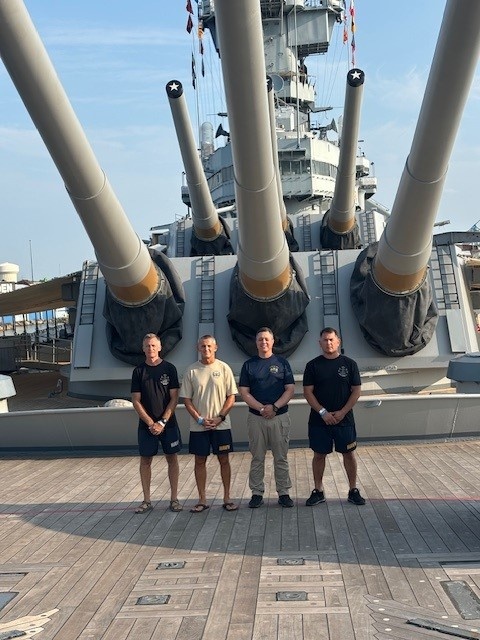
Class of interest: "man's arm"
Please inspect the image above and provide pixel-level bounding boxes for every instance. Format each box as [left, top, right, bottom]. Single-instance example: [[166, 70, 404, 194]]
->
[[239, 386, 265, 413], [164, 388, 179, 422], [274, 383, 295, 409], [131, 391, 155, 429], [303, 385, 321, 412], [331, 385, 361, 423]]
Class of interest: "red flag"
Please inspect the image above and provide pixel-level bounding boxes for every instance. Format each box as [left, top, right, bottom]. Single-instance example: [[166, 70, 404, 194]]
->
[[186, 0, 193, 14], [186, 14, 193, 34]]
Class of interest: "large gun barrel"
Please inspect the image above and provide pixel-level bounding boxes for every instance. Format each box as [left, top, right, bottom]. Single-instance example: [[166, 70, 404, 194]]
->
[[0, 0, 184, 362], [214, 0, 309, 355], [351, 0, 480, 356], [321, 68, 364, 250], [375, 0, 480, 294], [214, 0, 289, 299], [0, 1, 155, 306], [166, 80, 233, 255]]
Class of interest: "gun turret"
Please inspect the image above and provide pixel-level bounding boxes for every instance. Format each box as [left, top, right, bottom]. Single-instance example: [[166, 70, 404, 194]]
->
[[351, 0, 480, 356], [321, 69, 364, 250], [214, 0, 309, 356], [0, 0, 184, 362], [166, 80, 233, 256]]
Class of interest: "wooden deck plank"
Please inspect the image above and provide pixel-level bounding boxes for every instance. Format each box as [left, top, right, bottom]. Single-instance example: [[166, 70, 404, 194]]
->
[[1, 441, 480, 638]]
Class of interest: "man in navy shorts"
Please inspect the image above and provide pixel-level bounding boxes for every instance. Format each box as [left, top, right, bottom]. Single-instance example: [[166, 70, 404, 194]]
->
[[303, 327, 366, 506], [181, 335, 238, 512], [131, 333, 182, 514]]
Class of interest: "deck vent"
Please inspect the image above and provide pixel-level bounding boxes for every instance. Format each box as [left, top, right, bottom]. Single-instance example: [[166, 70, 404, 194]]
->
[[156, 561, 185, 570], [277, 558, 305, 566], [276, 591, 307, 601], [137, 595, 170, 605]]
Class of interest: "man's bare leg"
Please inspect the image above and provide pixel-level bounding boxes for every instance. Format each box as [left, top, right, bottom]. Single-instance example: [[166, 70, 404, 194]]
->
[[312, 452, 327, 491], [193, 455, 208, 505], [166, 453, 180, 502]]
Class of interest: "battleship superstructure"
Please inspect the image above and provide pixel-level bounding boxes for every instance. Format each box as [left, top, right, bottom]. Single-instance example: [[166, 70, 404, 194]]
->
[[0, 0, 479, 411]]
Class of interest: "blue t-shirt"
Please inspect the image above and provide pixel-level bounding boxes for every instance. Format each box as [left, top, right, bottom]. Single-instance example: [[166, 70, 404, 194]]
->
[[239, 354, 294, 415]]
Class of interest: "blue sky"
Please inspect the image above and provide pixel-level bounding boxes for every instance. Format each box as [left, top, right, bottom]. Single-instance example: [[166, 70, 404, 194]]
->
[[1, 1, 479, 280]]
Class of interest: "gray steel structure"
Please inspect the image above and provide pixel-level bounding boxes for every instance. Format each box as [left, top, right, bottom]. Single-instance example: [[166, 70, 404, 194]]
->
[[0, 0, 480, 448]]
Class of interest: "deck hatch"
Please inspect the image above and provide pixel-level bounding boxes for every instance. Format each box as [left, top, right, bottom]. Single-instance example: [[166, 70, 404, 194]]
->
[[0, 592, 18, 611], [276, 591, 308, 601], [277, 558, 305, 566], [0, 631, 27, 639], [136, 594, 171, 605], [407, 617, 480, 639], [156, 561, 186, 569], [441, 580, 480, 620]]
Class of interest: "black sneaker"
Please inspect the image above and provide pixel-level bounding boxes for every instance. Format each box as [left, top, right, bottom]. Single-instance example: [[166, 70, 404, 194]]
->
[[249, 494, 264, 508], [348, 488, 366, 505], [306, 489, 326, 506], [278, 494, 294, 508]]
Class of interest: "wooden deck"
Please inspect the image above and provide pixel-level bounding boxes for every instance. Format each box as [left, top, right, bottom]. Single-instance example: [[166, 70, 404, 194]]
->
[[1, 440, 480, 639]]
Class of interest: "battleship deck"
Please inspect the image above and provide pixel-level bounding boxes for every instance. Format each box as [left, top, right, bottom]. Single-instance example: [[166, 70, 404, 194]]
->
[[1, 439, 480, 639]]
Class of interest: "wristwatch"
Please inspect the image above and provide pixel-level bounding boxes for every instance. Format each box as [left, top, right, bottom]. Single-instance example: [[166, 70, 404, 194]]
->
[[319, 408, 327, 416], [272, 404, 279, 413], [219, 414, 226, 422]]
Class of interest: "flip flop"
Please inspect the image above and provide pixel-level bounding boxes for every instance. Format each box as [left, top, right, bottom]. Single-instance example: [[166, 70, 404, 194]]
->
[[190, 503, 209, 513], [134, 501, 152, 514], [169, 499, 183, 512], [222, 502, 238, 511]]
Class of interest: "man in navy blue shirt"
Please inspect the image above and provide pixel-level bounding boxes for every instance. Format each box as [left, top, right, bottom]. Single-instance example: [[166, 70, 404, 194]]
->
[[239, 327, 295, 508], [303, 327, 366, 506]]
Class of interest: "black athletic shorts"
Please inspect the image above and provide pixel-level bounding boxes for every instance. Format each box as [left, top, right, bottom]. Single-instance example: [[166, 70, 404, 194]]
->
[[308, 422, 357, 454], [138, 424, 182, 457], [189, 429, 233, 456]]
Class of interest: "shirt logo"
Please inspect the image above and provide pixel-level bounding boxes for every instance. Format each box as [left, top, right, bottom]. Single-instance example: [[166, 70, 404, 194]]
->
[[160, 374, 170, 386], [269, 365, 279, 374], [338, 366, 349, 378], [213, 371, 221, 377]]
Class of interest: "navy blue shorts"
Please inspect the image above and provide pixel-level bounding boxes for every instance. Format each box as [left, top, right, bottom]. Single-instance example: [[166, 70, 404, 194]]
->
[[308, 422, 357, 455], [189, 429, 233, 456], [138, 425, 182, 457]]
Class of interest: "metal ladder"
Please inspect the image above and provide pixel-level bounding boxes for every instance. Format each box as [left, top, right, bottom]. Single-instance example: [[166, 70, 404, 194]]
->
[[79, 261, 99, 325]]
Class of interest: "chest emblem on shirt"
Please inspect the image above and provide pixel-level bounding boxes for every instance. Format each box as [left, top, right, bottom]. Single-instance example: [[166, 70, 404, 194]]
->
[[338, 366, 349, 378], [269, 365, 279, 374], [213, 371, 221, 377], [160, 374, 170, 386]]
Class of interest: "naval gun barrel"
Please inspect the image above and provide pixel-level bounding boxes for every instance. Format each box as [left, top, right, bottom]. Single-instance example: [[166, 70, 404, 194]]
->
[[375, 0, 480, 293], [214, 0, 309, 355], [350, 0, 480, 356], [0, 0, 184, 361], [166, 80, 233, 255], [266, 77, 299, 252], [0, 0, 155, 306], [214, 0, 289, 298], [321, 69, 364, 250]]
